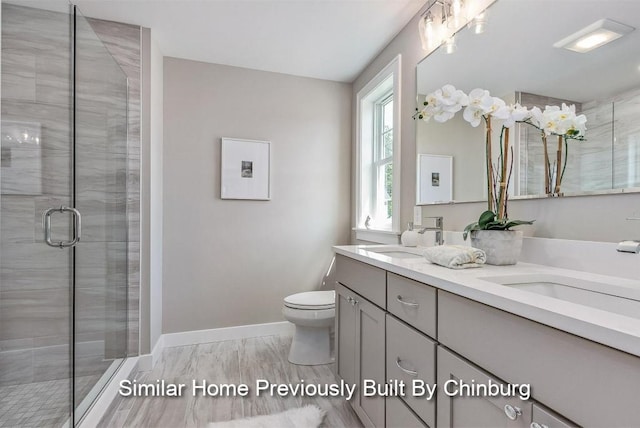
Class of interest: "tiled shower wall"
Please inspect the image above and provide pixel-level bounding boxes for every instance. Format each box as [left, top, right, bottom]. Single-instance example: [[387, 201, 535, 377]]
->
[[85, 16, 141, 359], [518, 89, 640, 195], [0, 4, 141, 388]]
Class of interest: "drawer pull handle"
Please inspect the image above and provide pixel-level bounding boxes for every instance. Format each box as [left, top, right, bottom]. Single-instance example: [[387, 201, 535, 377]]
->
[[504, 404, 522, 421], [396, 295, 419, 308], [395, 357, 418, 377], [530, 423, 548, 428]]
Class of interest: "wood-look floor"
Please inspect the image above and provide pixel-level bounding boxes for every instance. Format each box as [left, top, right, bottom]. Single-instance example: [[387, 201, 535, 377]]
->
[[98, 335, 363, 427]]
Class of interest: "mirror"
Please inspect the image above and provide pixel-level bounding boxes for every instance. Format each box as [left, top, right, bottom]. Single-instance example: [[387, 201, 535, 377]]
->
[[416, 0, 640, 205]]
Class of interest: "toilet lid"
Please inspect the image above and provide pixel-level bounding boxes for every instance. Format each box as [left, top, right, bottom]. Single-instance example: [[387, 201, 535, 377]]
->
[[284, 290, 335, 310]]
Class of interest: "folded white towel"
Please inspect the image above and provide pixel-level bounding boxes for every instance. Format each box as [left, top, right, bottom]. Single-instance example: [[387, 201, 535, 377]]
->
[[423, 245, 486, 269]]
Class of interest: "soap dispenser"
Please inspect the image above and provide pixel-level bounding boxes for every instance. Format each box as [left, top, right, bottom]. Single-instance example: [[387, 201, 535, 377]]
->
[[401, 222, 419, 247]]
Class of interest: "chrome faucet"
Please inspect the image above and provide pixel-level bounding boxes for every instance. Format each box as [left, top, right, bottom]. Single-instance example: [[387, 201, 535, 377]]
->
[[418, 216, 444, 246]]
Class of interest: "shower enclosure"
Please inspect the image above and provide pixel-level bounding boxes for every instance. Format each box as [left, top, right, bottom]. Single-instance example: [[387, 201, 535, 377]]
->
[[0, 1, 129, 426]]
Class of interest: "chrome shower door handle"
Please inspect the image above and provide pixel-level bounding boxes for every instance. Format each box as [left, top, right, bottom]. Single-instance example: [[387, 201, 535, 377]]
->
[[43, 206, 82, 248]]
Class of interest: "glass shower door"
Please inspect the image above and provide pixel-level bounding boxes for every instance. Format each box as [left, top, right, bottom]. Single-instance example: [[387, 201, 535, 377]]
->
[[1, 3, 129, 426], [0, 2, 74, 426], [73, 7, 129, 423]]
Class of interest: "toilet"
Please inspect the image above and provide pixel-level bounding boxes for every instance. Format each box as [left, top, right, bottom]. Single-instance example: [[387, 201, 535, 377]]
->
[[282, 290, 335, 365]]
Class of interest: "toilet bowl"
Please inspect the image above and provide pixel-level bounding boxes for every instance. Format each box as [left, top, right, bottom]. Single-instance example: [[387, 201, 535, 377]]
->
[[282, 290, 335, 365]]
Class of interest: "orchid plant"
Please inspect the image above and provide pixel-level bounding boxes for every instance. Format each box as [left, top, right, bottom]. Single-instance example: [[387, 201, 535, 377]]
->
[[414, 85, 587, 224]]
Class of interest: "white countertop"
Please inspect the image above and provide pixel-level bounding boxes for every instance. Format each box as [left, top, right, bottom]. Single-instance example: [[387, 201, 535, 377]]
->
[[334, 244, 640, 358]]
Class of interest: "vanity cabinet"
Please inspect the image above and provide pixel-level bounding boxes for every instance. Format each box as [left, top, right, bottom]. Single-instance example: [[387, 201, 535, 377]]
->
[[334, 252, 639, 428], [438, 290, 640, 427], [335, 282, 386, 428]]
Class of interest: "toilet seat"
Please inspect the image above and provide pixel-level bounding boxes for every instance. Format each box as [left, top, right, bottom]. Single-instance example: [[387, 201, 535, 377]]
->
[[284, 290, 335, 310]]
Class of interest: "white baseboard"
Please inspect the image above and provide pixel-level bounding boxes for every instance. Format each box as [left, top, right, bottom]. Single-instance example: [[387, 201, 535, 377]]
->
[[78, 356, 139, 428], [136, 321, 294, 371], [137, 334, 165, 372], [163, 321, 294, 348]]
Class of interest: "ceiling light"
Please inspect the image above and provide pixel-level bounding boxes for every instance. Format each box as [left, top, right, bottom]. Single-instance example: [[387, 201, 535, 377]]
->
[[554, 19, 634, 53]]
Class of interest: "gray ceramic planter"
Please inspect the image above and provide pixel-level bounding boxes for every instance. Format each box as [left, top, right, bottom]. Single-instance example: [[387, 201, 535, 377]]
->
[[470, 230, 523, 265]]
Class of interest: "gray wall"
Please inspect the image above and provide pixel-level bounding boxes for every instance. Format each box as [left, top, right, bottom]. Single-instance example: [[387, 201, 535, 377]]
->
[[354, 0, 640, 243], [162, 58, 351, 334], [416, 113, 485, 202]]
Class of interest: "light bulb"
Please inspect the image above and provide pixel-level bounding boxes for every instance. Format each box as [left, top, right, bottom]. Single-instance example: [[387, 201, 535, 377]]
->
[[471, 12, 487, 34], [444, 36, 457, 54], [452, 0, 462, 16], [448, 0, 464, 28], [425, 14, 434, 40]]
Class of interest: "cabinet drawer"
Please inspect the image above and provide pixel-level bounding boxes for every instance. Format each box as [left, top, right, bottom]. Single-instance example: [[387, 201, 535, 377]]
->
[[438, 291, 640, 427], [387, 273, 437, 338], [335, 254, 386, 308], [437, 346, 532, 428], [386, 314, 436, 427], [532, 403, 578, 428], [386, 396, 427, 428]]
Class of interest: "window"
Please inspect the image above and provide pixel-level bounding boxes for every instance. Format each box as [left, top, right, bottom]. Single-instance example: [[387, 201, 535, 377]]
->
[[356, 55, 401, 243], [373, 93, 394, 224]]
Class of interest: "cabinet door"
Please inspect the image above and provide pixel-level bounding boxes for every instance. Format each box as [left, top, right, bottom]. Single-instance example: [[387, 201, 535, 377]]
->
[[531, 404, 578, 428], [354, 294, 386, 428], [437, 347, 532, 428], [336, 283, 357, 387], [387, 396, 427, 428]]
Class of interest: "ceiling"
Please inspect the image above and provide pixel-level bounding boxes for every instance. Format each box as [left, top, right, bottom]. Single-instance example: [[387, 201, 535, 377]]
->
[[69, 0, 426, 83], [417, 0, 640, 103]]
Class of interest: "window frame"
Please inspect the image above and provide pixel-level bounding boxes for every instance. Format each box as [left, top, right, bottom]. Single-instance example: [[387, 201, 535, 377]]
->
[[355, 55, 401, 242]]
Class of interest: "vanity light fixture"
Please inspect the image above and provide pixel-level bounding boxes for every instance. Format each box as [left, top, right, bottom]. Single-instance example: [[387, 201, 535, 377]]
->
[[419, 0, 486, 53], [553, 19, 634, 53]]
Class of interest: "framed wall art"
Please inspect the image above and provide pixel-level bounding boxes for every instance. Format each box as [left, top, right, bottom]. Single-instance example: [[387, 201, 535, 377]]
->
[[417, 154, 453, 204], [220, 137, 271, 200]]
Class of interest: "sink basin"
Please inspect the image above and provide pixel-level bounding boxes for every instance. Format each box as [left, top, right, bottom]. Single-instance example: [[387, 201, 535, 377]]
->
[[372, 251, 424, 259], [481, 274, 640, 320], [363, 246, 424, 259]]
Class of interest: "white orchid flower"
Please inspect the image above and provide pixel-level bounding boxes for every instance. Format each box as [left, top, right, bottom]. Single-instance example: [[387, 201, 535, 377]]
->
[[430, 84, 469, 123], [486, 97, 507, 117], [502, 103, 530, 128], [463, 88, 492, 127], [554, 104, 587, 137], [417, 93, 439, 122], [570, 113, 587, 136], [539, 105, 562, 135], [528, 106, 544, 129]]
